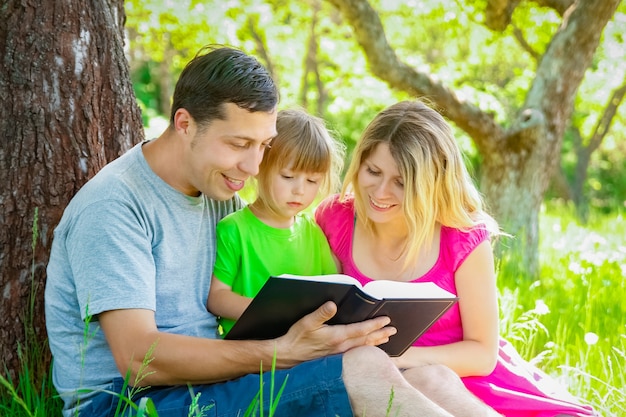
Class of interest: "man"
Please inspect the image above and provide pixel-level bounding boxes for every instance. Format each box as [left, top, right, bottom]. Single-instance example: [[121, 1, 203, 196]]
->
[[45, 46, 494, 417]]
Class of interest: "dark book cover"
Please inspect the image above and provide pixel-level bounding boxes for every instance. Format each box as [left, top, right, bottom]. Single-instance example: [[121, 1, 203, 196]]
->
[[225, 274, 458, 356]]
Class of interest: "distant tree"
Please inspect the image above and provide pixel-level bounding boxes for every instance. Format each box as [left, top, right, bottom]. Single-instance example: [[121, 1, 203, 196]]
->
[[563, 77, 626, 221], [0, 0, 143, 379], [327, 0, 621, 274]]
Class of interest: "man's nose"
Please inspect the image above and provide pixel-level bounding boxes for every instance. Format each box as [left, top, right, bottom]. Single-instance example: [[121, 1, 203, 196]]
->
[[239, 148, 264, 176]]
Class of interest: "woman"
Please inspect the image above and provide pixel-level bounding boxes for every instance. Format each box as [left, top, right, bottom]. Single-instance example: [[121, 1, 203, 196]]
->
[[316, 100, 596, 417]]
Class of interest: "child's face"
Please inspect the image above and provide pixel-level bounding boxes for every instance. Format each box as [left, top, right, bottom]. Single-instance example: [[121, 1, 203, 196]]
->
[[269, 163, 323, 220]]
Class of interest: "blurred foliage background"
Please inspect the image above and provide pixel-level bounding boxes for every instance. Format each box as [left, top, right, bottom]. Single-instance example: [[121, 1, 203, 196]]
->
[[124, 0, 626, 218]]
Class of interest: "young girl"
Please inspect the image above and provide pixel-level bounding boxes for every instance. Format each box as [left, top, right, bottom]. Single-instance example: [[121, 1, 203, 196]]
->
[[316, 100, 596, 417], [208, 108, 345, 337]]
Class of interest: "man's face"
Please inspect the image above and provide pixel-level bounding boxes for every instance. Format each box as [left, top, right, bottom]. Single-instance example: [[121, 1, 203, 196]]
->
[[184, 103, 277, 200]]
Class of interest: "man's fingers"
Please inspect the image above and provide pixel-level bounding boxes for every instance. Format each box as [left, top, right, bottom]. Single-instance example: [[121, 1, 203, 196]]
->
[[353, 317, 396, 345], [319, 301, 339, 321], [304, 301, 338, 326], [347, 315, 393, 337], [284, 303, 397, 358]]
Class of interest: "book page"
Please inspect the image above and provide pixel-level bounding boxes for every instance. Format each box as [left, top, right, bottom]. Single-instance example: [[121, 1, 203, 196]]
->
[[276, 273, 362, 288], [362, 280, 455, 300]]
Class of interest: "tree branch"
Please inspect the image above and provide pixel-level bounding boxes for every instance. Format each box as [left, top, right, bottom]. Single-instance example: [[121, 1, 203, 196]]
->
[[484, 0, 521, 31], [525, 0, 620, 143], [484, 0, 576, 32], [247, 16, 277, 83], [512, 25, 540, 61], [587, 76, 626, 154], [530, 0, 575, 16], [325, 0, 505, 155]]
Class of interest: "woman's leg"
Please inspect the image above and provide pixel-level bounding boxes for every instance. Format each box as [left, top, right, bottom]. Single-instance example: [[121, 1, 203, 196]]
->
[[401, 365, 503, 417], [342, 346, 454, 417]]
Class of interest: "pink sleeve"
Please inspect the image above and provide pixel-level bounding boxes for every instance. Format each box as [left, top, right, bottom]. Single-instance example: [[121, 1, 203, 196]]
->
[[315, 195, 354, 264], [444, 226, 490, 272]]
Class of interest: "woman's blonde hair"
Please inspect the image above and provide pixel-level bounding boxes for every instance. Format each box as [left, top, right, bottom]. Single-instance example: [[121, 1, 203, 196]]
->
[[255, 108, 345, 216], [341, 100, 498, 268]]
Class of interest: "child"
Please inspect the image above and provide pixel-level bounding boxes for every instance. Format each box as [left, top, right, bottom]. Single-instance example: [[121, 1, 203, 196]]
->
[[207, 108, 345, 337]]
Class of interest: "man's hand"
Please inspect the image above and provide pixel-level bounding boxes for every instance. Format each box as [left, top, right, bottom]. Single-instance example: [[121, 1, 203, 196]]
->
[[274, 301, 397, 367]]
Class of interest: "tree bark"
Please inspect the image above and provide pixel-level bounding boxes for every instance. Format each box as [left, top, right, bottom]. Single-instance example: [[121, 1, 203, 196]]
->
[[0, 0, 144, 380], [299, 0, 327, 115], [325, 0, 620, 275]]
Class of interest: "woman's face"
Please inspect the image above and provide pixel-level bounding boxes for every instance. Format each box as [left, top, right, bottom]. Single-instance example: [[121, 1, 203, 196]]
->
[[356, 143, 405, 225]]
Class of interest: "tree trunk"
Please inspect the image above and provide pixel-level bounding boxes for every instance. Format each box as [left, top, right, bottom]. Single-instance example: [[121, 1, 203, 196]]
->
[[0, 0, 144, 380], [479, 110, 549, 272], [299, 0, 327, 116]]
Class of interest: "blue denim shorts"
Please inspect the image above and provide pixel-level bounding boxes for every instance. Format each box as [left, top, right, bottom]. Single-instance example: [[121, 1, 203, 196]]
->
[[82, 354, 352, 417]]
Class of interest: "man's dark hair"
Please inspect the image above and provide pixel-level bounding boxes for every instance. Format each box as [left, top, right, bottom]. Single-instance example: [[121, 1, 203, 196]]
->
[[170, 45, 278, 128]]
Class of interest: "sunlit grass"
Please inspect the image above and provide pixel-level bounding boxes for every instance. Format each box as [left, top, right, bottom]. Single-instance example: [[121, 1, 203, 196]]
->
[[499, 202, 625, 416]]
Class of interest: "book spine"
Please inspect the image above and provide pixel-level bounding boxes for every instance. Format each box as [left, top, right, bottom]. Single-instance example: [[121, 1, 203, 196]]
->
[[329, 287, 380, 325]]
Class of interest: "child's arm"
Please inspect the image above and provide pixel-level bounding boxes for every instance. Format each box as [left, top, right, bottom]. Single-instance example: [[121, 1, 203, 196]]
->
[[207, 275, 253, 320]]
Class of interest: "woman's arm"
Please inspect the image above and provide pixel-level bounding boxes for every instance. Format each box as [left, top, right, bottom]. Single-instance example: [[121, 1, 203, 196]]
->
[[391, 240, 499, 376]]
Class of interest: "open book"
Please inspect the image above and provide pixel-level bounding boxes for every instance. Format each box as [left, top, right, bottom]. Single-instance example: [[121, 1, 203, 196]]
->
[[224, 274, 458, 356]]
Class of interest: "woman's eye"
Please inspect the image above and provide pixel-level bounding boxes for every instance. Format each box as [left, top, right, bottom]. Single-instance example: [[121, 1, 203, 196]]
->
[[307, 179, 319, 184], [281, 175, 293, 179], [366, 167, 380, 176]]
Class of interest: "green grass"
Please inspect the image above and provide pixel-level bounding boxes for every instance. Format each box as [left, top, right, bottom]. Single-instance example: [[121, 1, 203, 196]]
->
[[498, 202, 625, 416], [1, 203, 624, 416]]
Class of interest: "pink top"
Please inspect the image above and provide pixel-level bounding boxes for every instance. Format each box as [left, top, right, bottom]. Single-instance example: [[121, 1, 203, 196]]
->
[[315, 194, 488, 347], [316, 194, 596, 417]]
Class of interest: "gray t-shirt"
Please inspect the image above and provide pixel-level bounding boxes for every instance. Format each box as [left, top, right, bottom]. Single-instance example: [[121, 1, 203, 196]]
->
[[44, 142, 242, 414]]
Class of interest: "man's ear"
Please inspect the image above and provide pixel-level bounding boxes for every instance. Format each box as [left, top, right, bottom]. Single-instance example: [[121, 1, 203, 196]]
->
[[173, 108, 193, 136]]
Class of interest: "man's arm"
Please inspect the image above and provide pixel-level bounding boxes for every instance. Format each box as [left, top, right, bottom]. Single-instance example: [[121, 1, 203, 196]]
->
[[99, 301, 396, 386]]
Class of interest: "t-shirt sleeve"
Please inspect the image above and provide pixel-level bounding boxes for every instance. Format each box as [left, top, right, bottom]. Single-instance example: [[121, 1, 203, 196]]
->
[[314, 195, 354, 265], [212, 214, 243, 286], [68, 199, 156, 320], [314, 196, 333, 234], [448, 226, 490, 272]]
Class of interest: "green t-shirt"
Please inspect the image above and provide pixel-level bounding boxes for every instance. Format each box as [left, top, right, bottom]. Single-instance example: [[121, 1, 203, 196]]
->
[[213, 206, 338, 335]]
